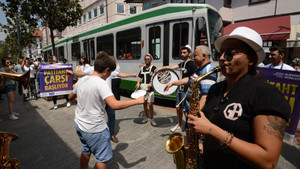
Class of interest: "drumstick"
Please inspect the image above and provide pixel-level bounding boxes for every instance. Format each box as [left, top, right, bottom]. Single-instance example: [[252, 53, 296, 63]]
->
[[176, 92, 187, 108]]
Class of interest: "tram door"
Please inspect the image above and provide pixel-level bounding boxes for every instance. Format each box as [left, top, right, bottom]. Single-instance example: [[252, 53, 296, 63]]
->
[[146, 23, 164, 66], [169, 19, 193, 61], [83, 38, 95, 65]]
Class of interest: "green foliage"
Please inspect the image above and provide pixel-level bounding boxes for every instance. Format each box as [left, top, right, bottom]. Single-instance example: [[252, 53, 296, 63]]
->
[[0, 0, 83, 57], [0, 0, 36, 58], [21, 0, 83, 55]]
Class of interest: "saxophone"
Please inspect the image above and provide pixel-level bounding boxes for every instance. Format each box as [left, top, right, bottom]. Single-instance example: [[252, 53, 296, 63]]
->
[[0, 132, 21, 169], [165, 66, 221, 169]]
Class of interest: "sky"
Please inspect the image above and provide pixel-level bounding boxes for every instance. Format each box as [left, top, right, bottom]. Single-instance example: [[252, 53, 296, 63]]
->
[[0, 0, 7, 41]]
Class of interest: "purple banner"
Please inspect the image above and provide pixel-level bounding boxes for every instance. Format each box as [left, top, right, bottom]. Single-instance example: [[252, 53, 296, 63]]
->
[[258, 67, 300, 141], [39, 63, 73, 97]]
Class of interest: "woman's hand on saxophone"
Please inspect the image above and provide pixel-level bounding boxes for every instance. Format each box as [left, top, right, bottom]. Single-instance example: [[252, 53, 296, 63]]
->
[[187, 111, 213, 135]]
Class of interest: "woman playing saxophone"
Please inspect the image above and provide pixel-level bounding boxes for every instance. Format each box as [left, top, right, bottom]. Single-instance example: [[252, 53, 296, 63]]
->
[[187, 27, 290, 169]]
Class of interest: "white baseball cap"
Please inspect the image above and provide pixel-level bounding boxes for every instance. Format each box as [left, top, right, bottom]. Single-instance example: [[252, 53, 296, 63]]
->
[[181, 45, 192, 53], [214, 26, 265, 65], [145, 53, 153, 60]]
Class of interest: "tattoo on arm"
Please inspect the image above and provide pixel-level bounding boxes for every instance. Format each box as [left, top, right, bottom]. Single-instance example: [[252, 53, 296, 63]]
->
[[263, 116, 286, 140]]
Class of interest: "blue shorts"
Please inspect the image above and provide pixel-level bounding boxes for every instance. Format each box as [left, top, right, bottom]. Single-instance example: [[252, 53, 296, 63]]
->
[[176, 91, 188, 111], [75, 123, 112, 163], [2, 84, 16, 94]]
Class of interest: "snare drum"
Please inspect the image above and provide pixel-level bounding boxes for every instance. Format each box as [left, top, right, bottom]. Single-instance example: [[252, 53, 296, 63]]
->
[[151, 69, 179, 95]]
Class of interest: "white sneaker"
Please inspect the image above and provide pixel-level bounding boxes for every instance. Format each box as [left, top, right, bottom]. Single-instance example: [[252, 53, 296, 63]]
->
[[170, 124, 181, 132], [14, 112, 20, 116], [141, 117, 149, 124], [53, 104, 58, 110], [9, 114, 19, 120], [66, 102, 71, 108], [150, 119, 157, 126]]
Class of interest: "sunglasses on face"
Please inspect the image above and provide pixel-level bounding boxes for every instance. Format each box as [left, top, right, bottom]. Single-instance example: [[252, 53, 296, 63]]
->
[[145, 58, 151, 61], [6, 62, 10, 64], [219, 48, 240, 62]]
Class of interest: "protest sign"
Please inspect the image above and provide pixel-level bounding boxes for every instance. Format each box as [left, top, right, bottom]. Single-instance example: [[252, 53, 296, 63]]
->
[[258, 67, 300, 142], [39, 64, 73, 97]]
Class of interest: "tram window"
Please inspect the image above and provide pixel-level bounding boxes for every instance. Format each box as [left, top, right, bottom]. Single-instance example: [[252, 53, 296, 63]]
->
[[57, 46, 65, 61], [149, 26, 161, 60], [71, 42, 81, 61], [117, 27, 141, 60], [172, 22, 189, 60], [97, 34, 114, 56], [194, 17, 208, 48], [90, 40, 95, 61], [45, 50, 52, 62], [83, 41, 88, 57]]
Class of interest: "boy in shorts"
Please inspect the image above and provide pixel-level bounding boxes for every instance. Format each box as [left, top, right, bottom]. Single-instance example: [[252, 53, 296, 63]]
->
[[69, 53, 144, 169]]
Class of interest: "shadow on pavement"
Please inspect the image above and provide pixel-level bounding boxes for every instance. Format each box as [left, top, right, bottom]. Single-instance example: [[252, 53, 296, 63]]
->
[[0, 97, 79, 169], [280, 142, 300, 168], [106, 143, 146, 169]]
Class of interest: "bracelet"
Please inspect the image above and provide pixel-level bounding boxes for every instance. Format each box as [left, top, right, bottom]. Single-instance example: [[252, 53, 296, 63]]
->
[[220, 131, 228, 146], [226, 134, 234, 148]]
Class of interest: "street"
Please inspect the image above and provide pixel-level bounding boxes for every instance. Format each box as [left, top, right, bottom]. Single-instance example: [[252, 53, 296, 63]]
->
[[0, 94, 299, 169]]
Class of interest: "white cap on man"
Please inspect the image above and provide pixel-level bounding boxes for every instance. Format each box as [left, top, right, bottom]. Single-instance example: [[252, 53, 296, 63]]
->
[[181, 45, 192, 53]]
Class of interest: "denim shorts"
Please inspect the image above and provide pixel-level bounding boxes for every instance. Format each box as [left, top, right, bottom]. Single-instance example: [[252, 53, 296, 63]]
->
[[176, 91, 187, 110], [75, 123, 113, 163], [2, 84, 16, 94]]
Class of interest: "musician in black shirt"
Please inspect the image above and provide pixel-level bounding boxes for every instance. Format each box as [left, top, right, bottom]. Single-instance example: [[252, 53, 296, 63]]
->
[[187, 27, 290, 169]]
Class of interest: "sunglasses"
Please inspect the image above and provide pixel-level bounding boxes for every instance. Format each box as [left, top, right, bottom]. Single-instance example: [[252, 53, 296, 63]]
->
[[144, 58, 151, 61], [6, 62, 10, 64], [219, 48, 240, 62]]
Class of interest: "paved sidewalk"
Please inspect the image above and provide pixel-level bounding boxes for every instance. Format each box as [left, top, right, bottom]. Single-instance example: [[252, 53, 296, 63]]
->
[[0, 94, 299, 169]]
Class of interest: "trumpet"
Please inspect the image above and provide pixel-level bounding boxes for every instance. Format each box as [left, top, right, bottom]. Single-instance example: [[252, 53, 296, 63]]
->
[[0, 70, 30, 89]]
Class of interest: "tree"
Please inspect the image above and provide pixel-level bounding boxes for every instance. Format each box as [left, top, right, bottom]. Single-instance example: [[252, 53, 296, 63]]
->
[[0, 0, 36, 59], [21, 0, 83, 56]]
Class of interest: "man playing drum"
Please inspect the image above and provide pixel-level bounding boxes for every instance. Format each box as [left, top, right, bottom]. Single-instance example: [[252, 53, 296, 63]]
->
[[135, 54, 157, 126], [155, 45, 197, 132], [164, 46, 217, 144]]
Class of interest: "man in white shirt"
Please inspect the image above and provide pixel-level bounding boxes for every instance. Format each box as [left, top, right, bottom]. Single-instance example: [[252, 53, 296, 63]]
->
[[67, 51, 137, 143], [69, 53, 143, 169], [265, 46, 295, 71]]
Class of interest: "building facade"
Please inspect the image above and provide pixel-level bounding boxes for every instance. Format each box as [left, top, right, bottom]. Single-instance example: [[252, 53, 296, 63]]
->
[[24, 30, 43, 59], [42, 0, 142, 46]]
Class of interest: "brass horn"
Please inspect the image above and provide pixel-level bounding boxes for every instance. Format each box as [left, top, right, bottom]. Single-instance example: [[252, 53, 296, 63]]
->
[[0, 131, 21, 169], [0, 70, 30, 89]]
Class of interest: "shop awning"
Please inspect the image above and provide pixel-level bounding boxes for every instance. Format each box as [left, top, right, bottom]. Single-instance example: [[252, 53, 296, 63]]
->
[[223, 16, 290, 40]]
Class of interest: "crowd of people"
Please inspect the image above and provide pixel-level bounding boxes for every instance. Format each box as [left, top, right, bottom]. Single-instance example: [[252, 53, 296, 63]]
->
[[0, 26, 298, 169], [0, 56, 44, 121], [0, 55, 73, 121]]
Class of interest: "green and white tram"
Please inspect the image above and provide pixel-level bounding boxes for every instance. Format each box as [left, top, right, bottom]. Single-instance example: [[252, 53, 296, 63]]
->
[[43, 3, 223, 99]]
